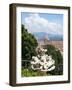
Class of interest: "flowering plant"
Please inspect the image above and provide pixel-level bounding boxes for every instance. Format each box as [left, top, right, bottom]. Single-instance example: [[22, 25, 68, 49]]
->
[[31, 47, 55, 72]]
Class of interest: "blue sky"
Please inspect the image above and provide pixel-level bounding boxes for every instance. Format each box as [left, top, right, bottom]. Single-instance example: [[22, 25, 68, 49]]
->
[[21, 12, 63, 35]]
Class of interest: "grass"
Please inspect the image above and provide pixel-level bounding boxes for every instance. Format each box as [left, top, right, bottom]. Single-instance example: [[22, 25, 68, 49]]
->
[[21, 68, 51, 77]]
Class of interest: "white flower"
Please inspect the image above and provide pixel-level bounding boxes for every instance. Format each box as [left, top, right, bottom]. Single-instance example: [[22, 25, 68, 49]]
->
[[31, 48, 55, 71], [44, 49, 47, 52], [47, 66, 55, 71], [46, 59, 55, 67], [31, 65, 36, 70], [32, 56, 39, 63], [31, 61, 35, 64]]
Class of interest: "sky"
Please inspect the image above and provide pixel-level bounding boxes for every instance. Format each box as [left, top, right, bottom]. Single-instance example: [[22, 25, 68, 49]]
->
[[21, 12, 63, 35]]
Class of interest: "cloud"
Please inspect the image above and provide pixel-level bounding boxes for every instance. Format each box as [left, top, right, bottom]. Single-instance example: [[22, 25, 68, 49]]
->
[[24, 13, 63, 35]]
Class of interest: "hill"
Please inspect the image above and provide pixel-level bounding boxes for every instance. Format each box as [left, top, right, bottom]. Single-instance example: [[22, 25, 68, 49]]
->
[[33, 32, 63, 41]]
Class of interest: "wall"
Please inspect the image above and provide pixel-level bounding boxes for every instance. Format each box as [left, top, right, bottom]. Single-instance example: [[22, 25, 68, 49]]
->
[[0, 0, 72, 90]]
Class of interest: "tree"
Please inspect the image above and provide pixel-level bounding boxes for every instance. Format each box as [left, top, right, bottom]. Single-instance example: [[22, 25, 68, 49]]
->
[[45, 45, 63, 75], [21, 24, 38, 60]]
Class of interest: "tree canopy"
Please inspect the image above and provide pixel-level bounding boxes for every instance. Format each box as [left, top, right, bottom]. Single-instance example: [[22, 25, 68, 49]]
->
[[21, 24, 38, 60], [46, 45, 63, 75]]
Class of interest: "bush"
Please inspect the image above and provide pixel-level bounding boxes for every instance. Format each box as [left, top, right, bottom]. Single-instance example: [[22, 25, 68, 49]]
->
[[21, 25, 38, 60], [46, 45, 63, 75]]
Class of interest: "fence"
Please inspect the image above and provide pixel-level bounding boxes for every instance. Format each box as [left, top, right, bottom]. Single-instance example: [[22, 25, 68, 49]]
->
[[22, 60, 31, 69]]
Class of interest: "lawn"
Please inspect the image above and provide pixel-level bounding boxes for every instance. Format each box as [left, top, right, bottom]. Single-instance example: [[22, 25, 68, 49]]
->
[[21, 68, 51, 77]]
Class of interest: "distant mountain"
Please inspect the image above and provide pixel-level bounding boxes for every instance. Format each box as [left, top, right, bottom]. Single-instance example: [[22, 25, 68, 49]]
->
[[32, 32, 63, 41]]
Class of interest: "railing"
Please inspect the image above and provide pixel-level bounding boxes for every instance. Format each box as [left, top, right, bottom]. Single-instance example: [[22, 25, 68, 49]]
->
[[21, 60, 36, 77], [21, 60, 63, 76], [22, 60, 31, 69]]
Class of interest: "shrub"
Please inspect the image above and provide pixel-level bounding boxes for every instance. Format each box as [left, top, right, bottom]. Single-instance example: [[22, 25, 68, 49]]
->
[[46, 45, 63, 75]]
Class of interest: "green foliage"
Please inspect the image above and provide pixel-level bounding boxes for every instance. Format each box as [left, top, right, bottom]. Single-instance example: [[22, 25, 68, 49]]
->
[[21, 24, 38, 60], [21, 69, 51, 77], [21, 25, 63, 76], [46, 45, 63, 65], [46, 45, 63, 75]]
